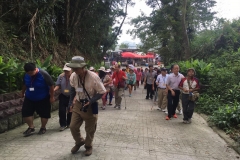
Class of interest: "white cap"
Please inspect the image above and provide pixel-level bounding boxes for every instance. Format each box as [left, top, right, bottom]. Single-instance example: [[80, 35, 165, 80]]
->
[[89, 66, 94, 71], [105, 69, 111, 72], [98, 66, 105, 71], [63, 63, 71, 71]]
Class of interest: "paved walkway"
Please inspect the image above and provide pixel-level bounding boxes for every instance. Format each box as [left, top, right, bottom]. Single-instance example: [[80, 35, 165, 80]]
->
[[0, 85, 239, 160]]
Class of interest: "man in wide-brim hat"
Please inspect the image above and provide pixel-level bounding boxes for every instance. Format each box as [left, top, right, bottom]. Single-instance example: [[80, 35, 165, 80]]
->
[[66, 56, 106, 156]]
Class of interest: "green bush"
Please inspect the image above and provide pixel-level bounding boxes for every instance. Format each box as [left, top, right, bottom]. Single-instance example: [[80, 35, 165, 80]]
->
[[209, 103, 240, 130]]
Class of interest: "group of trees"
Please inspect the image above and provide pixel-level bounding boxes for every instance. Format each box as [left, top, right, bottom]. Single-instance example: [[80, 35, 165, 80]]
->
[[0, 0, 133, 64], [129, 0, 218, 63]]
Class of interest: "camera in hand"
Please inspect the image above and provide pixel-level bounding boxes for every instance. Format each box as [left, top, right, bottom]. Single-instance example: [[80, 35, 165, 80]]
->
[[80, 98, 89, 112]]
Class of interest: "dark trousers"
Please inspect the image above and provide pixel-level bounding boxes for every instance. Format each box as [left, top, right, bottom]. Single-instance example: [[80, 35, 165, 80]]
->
[[105, 91, 113, 103], [59, 94, 72, 127], [146, 84, 153, 99], [167, 90, 181, 118], [182, 94, 195, 120]]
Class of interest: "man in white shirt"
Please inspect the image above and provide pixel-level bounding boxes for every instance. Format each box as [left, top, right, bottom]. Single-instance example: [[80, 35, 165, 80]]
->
[[166, 64, 184, 120], [156, 68, 168, 112]]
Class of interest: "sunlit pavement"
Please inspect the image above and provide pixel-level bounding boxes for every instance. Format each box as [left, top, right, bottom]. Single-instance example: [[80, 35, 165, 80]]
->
[[0, 84, 239, 160]]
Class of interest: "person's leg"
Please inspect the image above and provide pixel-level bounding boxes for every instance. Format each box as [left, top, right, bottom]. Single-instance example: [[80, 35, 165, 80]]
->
[[150, 84, 154, 99], [188, 101, 195, 120], [84, 115, 98, 148], [23, 116, 34, 128], [109, 91, 113, 104], [146, 84, 150, 98], [172, 91, 180, 116], [117, 88, 123, 106], [59, 94, 67, 127], [114, 88, 119, 105], [101, 92, 107, 106], [161, 90, 168, 110], [41, 118, 48, 128], [154, 89, 158, 102], [128, 85, 131, 95], [158, 89, 163, 108], [67, 112, 72, 127], [181, 94, 189, 121], [70, 101, 85, 146], [167, 91, 173, 118]]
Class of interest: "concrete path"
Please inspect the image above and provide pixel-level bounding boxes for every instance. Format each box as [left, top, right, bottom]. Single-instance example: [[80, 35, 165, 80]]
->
[[0, 85, 239, 160]]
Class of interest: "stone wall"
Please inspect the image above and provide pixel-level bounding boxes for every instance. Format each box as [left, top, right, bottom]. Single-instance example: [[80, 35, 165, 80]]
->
[[0, 91, 60, 133]]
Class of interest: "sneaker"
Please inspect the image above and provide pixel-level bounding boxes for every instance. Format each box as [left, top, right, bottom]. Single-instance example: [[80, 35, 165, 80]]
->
[[114, 105, 118, 108], [165, 116, 170, 120], [59, 126, 67, 131], [183, 120, 188, 124], [157, 108, 161, 111], [165, 111, 168, 115], [173, 114, 178, 118], [178, 110, 183, 115], [162, 109, 167, 112], [129, 94, 131, 97], [188, 119, 192, 124], [118, 105, 121, 109], [23, 127, 35, 137], [102, 106, 106, 110]]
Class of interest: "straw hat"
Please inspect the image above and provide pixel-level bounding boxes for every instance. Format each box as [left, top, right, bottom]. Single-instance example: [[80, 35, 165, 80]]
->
[[98, 66, 105, 71], [89, 66, 95, 71]]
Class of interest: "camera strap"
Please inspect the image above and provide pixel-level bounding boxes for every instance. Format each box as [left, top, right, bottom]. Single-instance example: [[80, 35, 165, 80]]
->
[[78, 72, 91, 100]]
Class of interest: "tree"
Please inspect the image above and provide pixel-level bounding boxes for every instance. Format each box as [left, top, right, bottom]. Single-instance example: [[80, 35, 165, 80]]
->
[[129, 0, 216, 64]]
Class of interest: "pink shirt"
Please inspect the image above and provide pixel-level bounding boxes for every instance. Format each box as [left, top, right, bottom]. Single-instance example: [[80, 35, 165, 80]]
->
[[136, 71, 142, 81]]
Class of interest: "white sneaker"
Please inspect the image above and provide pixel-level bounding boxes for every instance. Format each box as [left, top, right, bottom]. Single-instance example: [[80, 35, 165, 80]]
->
[[165, 111, 168, 115], [114, 105, 118, 108], [157, 108, 161, 111], [178, 110, 182, 115], [162, 109, 167, 112], [102, 106, 106, 110]]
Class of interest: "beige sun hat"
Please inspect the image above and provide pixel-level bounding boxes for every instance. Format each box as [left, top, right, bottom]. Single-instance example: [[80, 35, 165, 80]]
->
[[66, 56, 87, 68], [105, 69, 111, 72], [63, 63, 71, 71], [98, 66, 105, 71], [89, 66, 94, 71]]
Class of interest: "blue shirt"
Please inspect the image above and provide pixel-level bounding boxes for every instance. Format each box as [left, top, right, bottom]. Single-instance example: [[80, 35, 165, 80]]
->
[[24, 68, 54, 101]]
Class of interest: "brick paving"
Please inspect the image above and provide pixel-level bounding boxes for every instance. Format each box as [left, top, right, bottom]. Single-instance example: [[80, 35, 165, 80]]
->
[[0, 85, 239, 160]]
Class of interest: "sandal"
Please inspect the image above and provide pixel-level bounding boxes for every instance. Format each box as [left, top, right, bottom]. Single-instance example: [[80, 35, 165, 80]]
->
[[38, 128, 46, 135]]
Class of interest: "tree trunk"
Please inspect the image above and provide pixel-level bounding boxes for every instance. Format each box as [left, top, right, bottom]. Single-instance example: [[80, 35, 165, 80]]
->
[[181, 0, 191, 59]]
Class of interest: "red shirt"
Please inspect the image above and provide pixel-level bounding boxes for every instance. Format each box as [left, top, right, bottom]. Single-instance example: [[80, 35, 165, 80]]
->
[[112, 70, 126, 86]]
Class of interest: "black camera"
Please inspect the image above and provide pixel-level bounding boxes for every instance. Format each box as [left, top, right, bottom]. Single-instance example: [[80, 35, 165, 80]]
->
[[80, 98, 89, 112]]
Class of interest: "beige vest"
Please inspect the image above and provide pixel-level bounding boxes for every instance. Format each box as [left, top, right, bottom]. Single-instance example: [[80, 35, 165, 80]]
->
[[70, 70, 106, 101]]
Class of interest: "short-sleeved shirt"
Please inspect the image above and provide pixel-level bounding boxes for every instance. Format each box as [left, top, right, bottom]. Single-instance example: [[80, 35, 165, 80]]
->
[[146, 71, 156, 84], [24, 68, 54, 101], [55, 73, 71, 96], [70, 70, 106, 101], [156, 74, 168, 89], [103, 74, 111, 90], [166, 73, 184, 90], [112, 70, 126, 87], [179, 77, 200, 94]]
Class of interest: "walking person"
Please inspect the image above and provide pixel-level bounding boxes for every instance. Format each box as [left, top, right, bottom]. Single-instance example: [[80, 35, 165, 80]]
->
[[21, 63, 55, 136], [101, 69, 112, 110], [112, 64, 127, 109], [156, 68, 168, 112], [105, 69, 114, 105], [126, 66, 136, 97], [153, 69, 161, 104], [135, 68, 142, 88], [179, 68, 200, 124], [54, 63, 73, 131], [166, 64, 184, 120], [144, 64, 156, 99], [66, 56, 106, 156]]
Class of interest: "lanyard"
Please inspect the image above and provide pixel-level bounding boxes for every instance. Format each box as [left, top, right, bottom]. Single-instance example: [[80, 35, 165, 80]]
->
[[31, 69, 39, 87], [65, 76, 69, 88]]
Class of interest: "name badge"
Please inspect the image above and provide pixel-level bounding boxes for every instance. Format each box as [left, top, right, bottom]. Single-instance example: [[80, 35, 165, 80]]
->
[[64, 89, 69, 93], [76, 88, 83, 92], [29, 87, 34, 91]]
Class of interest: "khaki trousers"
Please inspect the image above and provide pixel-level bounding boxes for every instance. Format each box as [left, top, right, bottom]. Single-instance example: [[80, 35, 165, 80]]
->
[[114, 87, 123, 106], [70, 100, 98, 147], [157, 88, 167, 109]]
